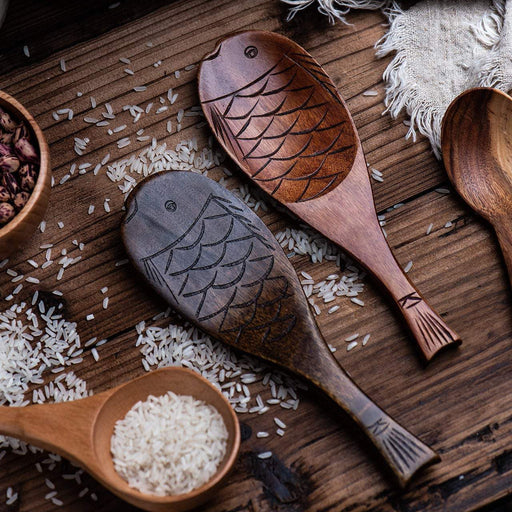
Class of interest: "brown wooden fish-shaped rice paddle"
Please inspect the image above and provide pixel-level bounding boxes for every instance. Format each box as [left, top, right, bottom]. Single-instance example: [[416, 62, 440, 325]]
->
[[122, 171, 439, 487], [198, 30, 461, 362]]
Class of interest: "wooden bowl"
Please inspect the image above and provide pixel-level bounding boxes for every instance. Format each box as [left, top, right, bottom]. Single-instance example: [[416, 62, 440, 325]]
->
[[93, 368, 241, 511], [0, 89, 51, 260]]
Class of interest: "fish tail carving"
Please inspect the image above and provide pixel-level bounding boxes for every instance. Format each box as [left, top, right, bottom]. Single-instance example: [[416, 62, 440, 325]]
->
[[366, 417, 440, 487], [398, 293, 461, 360]]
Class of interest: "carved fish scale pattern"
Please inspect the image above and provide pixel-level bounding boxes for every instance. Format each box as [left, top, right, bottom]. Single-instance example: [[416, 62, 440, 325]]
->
[[139, 193, 296, 345], [203, 48, 358, 203]]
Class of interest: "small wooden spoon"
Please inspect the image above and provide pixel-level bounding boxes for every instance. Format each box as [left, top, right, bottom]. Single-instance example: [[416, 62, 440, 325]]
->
[[122, 171, 440, 488], [442, 87, 512, 284], [198, 30, 461, 362], [0, 368, 241, 512]]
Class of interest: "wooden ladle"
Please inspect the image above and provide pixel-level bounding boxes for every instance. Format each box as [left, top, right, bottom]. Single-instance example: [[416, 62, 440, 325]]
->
[[442, 87, 512, 285], [198, 30, 461, 362], [121, 171, 440, 488], [0, 368, 241, 512]]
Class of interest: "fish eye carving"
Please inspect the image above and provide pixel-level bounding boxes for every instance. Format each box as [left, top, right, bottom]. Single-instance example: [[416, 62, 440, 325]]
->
[[244, 46, 258, 59], [165, 200, 177, 212]]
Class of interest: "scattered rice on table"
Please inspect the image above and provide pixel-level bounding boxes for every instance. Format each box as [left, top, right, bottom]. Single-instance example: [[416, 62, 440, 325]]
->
[[347, 341, 358, 352], [0, 60, 382, 505]]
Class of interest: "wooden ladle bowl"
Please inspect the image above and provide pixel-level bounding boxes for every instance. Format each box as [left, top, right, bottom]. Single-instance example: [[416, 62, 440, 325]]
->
[[0, 89, 51, 259], [0, 367, 241, 511], [442, 88, 512, 284]]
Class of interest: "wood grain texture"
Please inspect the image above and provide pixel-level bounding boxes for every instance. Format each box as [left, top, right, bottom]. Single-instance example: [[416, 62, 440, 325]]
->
[[0, 1, 509, 511], [198, 30, 460, 361]]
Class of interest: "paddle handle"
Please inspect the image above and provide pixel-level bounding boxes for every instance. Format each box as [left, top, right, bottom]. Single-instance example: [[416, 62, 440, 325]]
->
[[366, 244, 461, 361], [301, 350, 440, 487], [288, 155, 461, 361], [0, 396, 107, 472], [494, 221, 512, 289], [291, 207, 461, 360]]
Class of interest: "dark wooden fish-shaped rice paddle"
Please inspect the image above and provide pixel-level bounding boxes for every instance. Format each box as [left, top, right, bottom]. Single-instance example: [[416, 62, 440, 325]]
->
[[198, 30, 461, 362], [121, 171, 439, 487]]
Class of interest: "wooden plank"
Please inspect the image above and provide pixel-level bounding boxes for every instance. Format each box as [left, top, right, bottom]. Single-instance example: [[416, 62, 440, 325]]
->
[[0, 0, 174, 74], [0, 2, 442, 212], [0, 1, 510, 511]]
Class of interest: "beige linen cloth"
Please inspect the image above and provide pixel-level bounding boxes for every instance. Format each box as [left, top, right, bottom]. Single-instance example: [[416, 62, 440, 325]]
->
[[283, 0, 512, 157]]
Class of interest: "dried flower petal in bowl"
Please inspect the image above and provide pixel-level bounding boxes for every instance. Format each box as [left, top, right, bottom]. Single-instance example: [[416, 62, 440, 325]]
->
[[0, 106, 40, 224], [0, 90, 50, 259]]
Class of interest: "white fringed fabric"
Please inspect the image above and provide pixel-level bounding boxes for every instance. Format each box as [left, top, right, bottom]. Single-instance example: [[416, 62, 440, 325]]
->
[[283, 0, 512, 157], [283, 0, 388, 23]]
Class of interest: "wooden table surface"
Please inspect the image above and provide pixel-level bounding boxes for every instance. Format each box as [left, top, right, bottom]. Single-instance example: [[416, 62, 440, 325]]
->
[[0, 1, 511, 511]]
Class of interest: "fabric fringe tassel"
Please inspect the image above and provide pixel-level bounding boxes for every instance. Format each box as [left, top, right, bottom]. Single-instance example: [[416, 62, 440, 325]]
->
[[472, 0, 510, 89], [374, 2, 444, 156], [283, 0, 510, 156], [282, 0, 388, 24], [472, 0, 504, 47], [376, 0, 507, 157]]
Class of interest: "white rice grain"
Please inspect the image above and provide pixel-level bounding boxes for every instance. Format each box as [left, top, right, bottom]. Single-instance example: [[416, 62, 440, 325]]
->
[[347, 341, 358, 352], [111, 392, 228, 496], [274, 417, 286, 429]]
